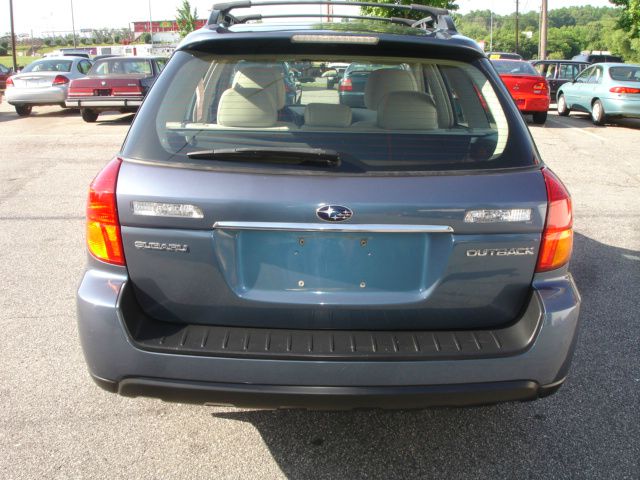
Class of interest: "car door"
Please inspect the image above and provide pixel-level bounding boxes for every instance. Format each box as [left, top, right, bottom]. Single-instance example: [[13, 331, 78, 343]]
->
[[581, 66, 603, 112], [566, 66, 593, 110]]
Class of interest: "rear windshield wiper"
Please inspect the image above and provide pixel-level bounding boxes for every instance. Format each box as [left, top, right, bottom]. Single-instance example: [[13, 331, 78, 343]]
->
[[186, 147, 341, 167]]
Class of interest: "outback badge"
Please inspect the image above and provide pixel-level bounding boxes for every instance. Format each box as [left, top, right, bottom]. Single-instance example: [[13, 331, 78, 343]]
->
[[316, 205, 353, 222]]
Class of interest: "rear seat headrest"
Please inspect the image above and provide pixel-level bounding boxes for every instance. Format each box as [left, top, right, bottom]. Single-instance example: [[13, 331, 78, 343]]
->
[[217, 88, 277, 128], [304, 103, 352, 128], [232, 66, 286, 110], [364, 69, 418, 110], [377, 91, 438, 130]]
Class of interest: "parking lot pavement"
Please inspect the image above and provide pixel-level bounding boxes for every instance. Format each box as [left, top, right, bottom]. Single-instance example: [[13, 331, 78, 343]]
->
[[0, 103, 638, 480]]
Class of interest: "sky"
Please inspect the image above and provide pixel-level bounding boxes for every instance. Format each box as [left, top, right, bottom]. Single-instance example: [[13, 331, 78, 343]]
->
[[1, 0, 615, 37]]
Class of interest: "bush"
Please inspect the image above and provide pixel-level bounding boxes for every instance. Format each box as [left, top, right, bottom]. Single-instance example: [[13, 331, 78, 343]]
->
[[0, 46, 7, 56]]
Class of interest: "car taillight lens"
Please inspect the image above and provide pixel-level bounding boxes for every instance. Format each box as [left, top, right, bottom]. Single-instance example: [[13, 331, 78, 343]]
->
[[86, 157, 125, 266], [610, 86, 640, 94], [339, 78, 352, 91], [536, 168, 573, 272], [6, 76, 13, 88], [52, 75, 69, 86], [532, 82, 548, 95]]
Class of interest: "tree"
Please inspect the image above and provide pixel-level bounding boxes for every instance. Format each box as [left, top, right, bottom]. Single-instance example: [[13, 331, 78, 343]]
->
[[611, 0, 640, 37], [141, 32, 152, 44], [176, 0, 199, 38], [361, 0, 458, 22]]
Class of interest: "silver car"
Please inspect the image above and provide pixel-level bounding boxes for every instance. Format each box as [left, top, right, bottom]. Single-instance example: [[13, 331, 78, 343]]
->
[[5, 56, 92, 116]]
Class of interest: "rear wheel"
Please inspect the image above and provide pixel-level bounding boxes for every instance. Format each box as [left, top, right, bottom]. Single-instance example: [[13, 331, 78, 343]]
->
[[557, 94, 570, 116], [15, 105, 32, 117], [591, 100, 606, 126], [81, 108, 99, 123], [532, 111, 548, 125]]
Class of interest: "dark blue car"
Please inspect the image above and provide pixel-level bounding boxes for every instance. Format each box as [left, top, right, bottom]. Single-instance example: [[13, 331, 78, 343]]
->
[[76, 1, 580, 409]]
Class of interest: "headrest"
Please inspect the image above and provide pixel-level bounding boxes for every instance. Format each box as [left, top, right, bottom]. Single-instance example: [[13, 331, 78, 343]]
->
[[232, 66, 286, 110], [304, 103, 352, 128], [377, 91, 438, 130], [364, 69, 418, 110], [217, 88, 277, 128]]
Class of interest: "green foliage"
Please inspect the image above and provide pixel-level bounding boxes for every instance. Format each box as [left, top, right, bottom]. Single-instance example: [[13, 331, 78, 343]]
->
[[141, 32, 152, 44], [0, 47, 7, 56], [176, 0, 199, 38], [0, 41, 8, 50], [361, 0, 458, 21], [456, 6, 640, 62], [55, 38, 65, 46], [611, 0, 640, 37]]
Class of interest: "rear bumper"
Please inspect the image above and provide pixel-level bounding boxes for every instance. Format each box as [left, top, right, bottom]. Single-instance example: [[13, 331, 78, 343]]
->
[[5, 86, 67, 105], [601, 97, 640, 118], [77, 269, 581, 408], [65, 97, 143, 109], [513, 95, 550, 113]]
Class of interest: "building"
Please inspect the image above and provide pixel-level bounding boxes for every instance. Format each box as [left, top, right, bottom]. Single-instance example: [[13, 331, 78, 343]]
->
[[132, 19, 208, 43]]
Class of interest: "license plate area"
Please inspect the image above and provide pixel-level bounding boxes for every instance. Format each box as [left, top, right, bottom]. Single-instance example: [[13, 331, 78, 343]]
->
[[215, 230, 429, 304], [94, 88, 112, 96]]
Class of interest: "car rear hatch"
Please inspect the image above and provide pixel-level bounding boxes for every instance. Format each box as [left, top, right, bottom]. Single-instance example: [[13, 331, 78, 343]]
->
[[110, 36, 548, 332]]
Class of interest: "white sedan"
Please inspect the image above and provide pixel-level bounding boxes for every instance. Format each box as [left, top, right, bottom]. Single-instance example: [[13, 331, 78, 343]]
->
[[5, 56, 92, 116]]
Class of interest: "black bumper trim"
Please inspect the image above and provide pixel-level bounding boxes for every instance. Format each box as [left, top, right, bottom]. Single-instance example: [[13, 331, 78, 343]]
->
[[119, 284, 542, 362], [115, 377, 544, 409]]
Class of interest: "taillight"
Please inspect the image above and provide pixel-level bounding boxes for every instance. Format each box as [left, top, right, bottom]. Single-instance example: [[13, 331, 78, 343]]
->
[[86, 158, 125, 266], [610, 86, 640, 94], [339, 78, 352, 92], [532, 81, 548, 95], [536, 168, 573, 272], [6, 76, 13, 88], [52, 75, 69, 86]]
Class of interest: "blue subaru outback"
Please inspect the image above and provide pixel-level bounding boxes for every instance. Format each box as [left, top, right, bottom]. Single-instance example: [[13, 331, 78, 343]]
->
[[77, 1, 581, 409]]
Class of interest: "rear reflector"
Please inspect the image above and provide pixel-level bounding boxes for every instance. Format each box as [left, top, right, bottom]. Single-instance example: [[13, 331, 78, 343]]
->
[[86, 158, 125, 266], [464, 209, 532, 223], [52, 75, 69, 86], [291, 34, 379, 45], [536, 168, 573, 272], [132, 201, 204, 219], [610, 86, 640, 94]]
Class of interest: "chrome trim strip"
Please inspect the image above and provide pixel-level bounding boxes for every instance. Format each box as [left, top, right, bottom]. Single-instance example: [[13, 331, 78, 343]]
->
[[213, 222, 454, 233]]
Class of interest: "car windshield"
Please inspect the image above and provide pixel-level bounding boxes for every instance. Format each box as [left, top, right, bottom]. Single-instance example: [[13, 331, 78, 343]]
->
[[23, 60, 73, 73], [122, 52, 536, 173], [609, 66, 640, 82], [491, 60, 537, 75], [91, 59, 152, 75]]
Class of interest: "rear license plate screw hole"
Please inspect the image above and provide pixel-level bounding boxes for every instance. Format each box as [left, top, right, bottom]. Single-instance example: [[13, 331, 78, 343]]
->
[[360, 239, 367, 247], [299, 238, 305, 246]]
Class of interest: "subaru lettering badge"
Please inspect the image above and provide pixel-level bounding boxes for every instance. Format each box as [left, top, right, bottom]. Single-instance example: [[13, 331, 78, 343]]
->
[[316, 205, 353, 222]]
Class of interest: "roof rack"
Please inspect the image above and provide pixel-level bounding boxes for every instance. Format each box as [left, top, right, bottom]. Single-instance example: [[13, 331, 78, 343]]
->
[[208, 1, 457, 33]]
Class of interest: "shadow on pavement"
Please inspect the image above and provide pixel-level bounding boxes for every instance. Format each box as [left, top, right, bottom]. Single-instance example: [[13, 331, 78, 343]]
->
[[95, 113, 136, 125], [211, 232, 639, 479]]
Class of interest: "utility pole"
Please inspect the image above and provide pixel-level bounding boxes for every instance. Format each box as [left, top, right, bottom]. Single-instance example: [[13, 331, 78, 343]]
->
[[489, 8, 494, 52], [9, 0, 18, 71], [148, 0, 153, 46], [515, 0, 519, 54], [539, 0, 548, 60], [70, 0, 77, 48]]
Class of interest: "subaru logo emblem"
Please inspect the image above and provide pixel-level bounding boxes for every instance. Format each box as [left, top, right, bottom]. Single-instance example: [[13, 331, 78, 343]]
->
[[316, 205, 353, 222]]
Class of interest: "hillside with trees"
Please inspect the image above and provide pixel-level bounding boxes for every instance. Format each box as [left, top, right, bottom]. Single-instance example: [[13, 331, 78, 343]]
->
[[456, 5, 640, 61]]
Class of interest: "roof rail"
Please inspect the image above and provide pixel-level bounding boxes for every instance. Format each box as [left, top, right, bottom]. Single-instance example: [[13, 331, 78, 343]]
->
[[208, 1, 457, 33]]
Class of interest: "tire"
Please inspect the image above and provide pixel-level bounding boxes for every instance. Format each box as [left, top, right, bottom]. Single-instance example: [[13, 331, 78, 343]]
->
[[81, 108, 99, 123], [557, 94, 570, 116], [15, 105, 32, 117], [532, 111, 548, 124], [591, 100, 606, 126]]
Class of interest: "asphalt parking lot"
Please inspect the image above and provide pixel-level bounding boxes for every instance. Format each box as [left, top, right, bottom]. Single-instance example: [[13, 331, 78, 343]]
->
[[0, 101, 638, 480]]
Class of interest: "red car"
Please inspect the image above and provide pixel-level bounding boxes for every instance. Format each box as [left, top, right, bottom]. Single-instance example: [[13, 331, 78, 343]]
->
[[491, 59, 550, 124], [0, 63, 13, 91], [66, 56, 167, 122]]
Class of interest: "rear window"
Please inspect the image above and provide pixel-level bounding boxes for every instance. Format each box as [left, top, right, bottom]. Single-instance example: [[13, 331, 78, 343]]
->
[[123, 51, 535, 173], [609, 66, 640, 82], [23, 60, 72, 73], [91, 59, 152, 75], [491, 60, 537, 76]]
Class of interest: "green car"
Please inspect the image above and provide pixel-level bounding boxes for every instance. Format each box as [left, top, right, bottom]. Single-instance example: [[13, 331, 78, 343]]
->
[[557, 63, 640, 125]]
